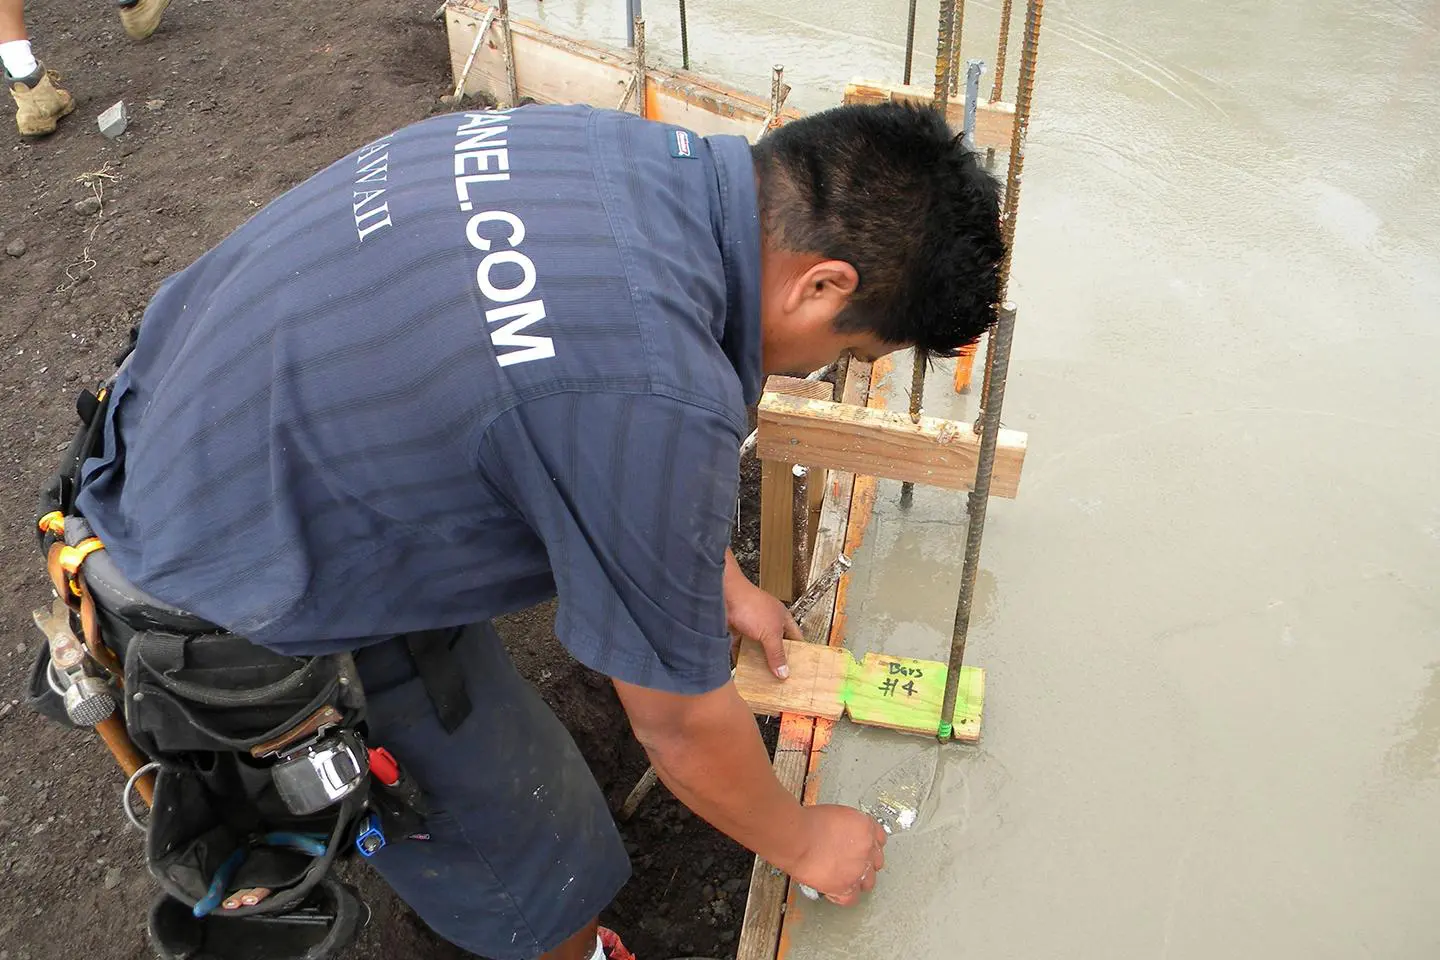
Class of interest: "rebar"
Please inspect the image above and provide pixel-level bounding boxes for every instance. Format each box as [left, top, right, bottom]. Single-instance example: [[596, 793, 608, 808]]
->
[[678, 0, 690, 69], [498, 0, 520, 108], [756, 64, 788, 137], [938, 302, 1017, 739], [634, 17, 647, 116], [902, 0, 919, 84], [991, 0, 1015, 102], [905, 0, 962, 506], [932, 0, 958, 111], [979, 0, 1043, 425], [791, 466, 811, 601], [948, 0, 967, 97]]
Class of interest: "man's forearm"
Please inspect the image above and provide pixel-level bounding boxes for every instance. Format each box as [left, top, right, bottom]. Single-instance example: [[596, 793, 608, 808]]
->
[[614, 678, 806, 870]]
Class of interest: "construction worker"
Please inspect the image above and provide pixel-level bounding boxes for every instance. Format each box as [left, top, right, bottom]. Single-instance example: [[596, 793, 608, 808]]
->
[[68, 101, 1004, 960], [3, 0, 170, 136]]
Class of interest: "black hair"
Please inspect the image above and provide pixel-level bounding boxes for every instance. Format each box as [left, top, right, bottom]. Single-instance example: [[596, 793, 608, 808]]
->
[[752, 101, 1005, 358]]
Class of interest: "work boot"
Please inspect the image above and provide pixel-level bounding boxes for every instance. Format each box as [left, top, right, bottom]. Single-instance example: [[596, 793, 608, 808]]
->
[[7, 64, 74, 137], [117, 0, 172, 40]]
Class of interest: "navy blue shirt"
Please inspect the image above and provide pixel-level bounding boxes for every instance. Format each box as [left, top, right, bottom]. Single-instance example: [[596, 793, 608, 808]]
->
[[76, 105, 764, 695]]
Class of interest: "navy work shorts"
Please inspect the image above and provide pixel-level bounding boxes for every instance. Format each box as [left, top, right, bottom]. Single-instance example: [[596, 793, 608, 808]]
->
[[354, 623, 630, 959]]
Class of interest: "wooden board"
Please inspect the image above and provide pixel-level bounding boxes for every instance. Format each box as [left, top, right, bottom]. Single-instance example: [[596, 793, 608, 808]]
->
[[736, 639, 985, 741], [736, 713, 811, 960], [759, 377, 835, 602], [844, 80, 1016, 152], [759, 460, 797, 603], [736, 363, 870, 960], [757, 392, 1027, 498], [446, 1, 801, 140]]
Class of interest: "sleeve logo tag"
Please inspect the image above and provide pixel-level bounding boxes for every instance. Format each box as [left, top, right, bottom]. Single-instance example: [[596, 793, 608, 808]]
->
[[670, 129, 695, 159]]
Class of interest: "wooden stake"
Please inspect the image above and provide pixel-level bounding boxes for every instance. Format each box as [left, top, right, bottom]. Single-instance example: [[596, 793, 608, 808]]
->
[[451, 5, 499, 101], [758, 377, 833, 601]]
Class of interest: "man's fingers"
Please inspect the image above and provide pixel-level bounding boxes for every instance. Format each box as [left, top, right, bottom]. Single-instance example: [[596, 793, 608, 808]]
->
[[824, 888, 860, 907], [782, 613, 805, 642], [762, 631, 790, 680], [859, 866, 877, 893], [873, 836, 886, 871]]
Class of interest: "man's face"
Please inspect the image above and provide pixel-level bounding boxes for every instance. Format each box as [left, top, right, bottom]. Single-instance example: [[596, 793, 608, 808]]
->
[[758, 247, 903, 376], [766, 331, 898, 379]]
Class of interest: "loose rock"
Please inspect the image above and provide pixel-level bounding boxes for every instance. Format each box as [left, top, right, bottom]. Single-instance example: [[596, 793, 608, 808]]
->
[[103, 866, 124, 890], [73, 197, 102, 216], [141, 249, 165, 265], [5, 239, 26, 257]]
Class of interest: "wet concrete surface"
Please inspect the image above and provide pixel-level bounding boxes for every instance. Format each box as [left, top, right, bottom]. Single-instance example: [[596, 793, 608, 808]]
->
[[529, 1, 1440, 955], [778, 2, 1440, 957]]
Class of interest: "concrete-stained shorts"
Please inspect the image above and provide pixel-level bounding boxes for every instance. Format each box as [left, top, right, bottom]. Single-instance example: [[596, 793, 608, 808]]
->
[[354, 623, 630, 959]]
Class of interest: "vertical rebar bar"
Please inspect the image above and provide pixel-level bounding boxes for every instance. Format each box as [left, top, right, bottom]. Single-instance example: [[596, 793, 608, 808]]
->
[[633, 16, 647, 116], [756, 64, 787, 137], [991, 0, 1015, 102], [903, 0, 960, 507], [678, 0, 690, 70], [938, 302, 1016, 739], [498, 0, 520, 109], [948, 0, 967, 97], [932, 0, 957, 111], [902, 0, 919, 85], [978, 0, 1043, 428], [791, 465, 811, 601]]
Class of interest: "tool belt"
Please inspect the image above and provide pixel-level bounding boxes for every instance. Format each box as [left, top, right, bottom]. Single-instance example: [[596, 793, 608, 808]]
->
[[27, 344, 470, 960]]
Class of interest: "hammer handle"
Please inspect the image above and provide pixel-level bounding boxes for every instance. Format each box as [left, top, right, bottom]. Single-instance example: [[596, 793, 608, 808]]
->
[[96, 715, 154, 806]]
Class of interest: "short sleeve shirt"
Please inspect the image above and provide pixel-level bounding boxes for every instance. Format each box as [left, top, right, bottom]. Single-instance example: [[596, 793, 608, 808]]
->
[[75, 105, 765, 695]]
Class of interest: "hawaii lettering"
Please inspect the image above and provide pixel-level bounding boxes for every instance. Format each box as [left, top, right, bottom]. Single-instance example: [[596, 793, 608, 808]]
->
[[452, 110, 555, 367], [351, 133, 394, 242]]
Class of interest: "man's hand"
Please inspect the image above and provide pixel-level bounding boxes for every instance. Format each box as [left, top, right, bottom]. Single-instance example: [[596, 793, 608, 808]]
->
[[786, 805, 888, 906], [724, 549, 802, 679], [614, 677, 885, 909]]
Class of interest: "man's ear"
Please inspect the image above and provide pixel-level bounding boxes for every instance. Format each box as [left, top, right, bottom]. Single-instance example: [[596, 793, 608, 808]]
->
[[786, 259, 859, 318]]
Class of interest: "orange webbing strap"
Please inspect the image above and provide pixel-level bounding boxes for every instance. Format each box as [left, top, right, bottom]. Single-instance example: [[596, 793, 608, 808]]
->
[[77, 579, 124, 680], [45, 540, 75, 605]]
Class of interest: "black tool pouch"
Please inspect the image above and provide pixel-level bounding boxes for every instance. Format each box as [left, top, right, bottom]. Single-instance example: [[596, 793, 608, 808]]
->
[[123, 628, 371, 959]]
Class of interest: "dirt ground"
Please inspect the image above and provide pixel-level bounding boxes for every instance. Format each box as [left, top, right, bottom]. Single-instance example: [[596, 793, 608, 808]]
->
[[0, 2, 768, 957]]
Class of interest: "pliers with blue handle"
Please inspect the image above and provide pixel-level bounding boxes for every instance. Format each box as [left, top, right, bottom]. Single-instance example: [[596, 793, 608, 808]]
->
[[192, 832, 329, 918]]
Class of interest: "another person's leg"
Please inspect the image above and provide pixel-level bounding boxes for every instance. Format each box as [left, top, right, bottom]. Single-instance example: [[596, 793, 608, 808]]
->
[[355, 624, 632, 960], [116, 0, 171, 41], [1, 0, 72, 137]]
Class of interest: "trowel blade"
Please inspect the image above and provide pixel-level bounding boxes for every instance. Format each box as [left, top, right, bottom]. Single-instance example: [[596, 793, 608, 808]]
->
[[858, 748, 939, 835]]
